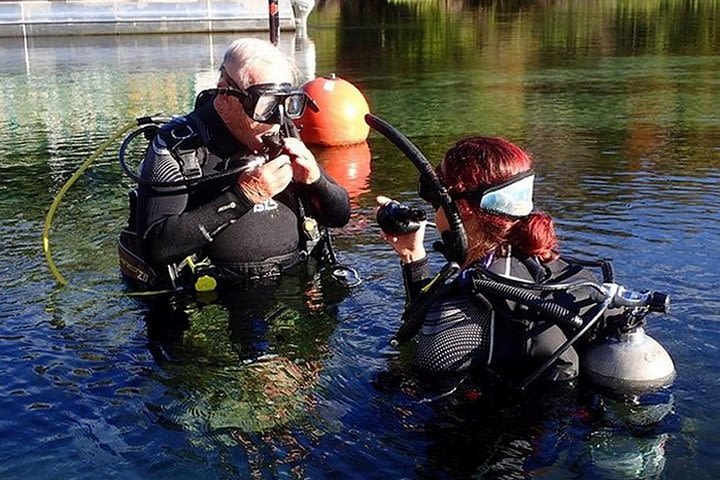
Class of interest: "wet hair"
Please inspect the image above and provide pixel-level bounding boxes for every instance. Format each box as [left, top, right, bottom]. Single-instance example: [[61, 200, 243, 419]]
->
[[220, 37, 297, 88], [438, 136, 559, 263]]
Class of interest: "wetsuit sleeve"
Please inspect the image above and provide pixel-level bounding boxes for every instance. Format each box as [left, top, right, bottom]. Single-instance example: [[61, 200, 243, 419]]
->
[[401, 257, 432, 302], [301, 170, 351, 227], [137, 143, 255, 265]]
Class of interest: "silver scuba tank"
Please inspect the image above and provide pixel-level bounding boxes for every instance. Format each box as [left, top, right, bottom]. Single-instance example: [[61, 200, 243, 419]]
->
[[583, 328, 675, 394], [582, 284, 675, 394]]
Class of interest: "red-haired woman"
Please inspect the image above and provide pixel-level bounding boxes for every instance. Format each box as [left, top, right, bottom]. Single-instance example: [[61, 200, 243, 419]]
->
[[378, 136, 587, 384]]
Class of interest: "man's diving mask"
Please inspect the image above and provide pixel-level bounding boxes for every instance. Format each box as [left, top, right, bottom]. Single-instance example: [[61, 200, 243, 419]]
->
[[418, 170, 535, 218], [218, 69, 316, 124]]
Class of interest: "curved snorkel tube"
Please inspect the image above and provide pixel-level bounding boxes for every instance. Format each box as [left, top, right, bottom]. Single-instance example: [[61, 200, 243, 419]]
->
[[363, 114, 467, 345], [364, 114, 468, 265]]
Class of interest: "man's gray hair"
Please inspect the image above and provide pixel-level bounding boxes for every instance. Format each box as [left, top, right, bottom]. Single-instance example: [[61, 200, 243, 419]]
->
[[220, 38, 297, 88]]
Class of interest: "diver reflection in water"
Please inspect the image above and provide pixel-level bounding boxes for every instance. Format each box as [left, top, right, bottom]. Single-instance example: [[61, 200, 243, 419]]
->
[[142, 273, 344, 463], [384, 381, 674, 479]]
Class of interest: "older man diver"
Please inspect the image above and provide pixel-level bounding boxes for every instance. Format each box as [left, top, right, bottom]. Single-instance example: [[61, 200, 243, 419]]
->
[[118, 38, 352, 292]]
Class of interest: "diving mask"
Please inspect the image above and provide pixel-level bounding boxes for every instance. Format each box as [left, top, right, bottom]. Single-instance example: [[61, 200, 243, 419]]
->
[[418, 170, 535, 218], [219, 69, 315, 124]]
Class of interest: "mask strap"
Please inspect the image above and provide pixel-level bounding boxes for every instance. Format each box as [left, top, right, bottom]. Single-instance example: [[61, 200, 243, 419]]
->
[[451, 170, 535, 201]]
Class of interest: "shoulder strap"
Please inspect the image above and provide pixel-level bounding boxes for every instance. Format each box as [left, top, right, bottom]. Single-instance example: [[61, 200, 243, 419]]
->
[[160, 120, 206, 181]]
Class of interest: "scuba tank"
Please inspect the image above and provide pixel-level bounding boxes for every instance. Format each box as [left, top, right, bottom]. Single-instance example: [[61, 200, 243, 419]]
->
[[465, 263, 675, 395], [461, 260, 674, 395], [581, 284, 675, 394], [583, 329, 675, 394]]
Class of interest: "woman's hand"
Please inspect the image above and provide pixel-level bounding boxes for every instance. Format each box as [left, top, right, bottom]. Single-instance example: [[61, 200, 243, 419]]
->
[[376, 196, 427, 264]]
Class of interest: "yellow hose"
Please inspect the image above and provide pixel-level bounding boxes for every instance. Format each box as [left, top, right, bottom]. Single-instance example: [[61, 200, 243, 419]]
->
[[42, 120, 137, 287]]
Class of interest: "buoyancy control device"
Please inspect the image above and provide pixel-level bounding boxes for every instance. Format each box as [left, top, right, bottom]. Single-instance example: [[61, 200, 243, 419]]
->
[[117, 111, 360, 293]]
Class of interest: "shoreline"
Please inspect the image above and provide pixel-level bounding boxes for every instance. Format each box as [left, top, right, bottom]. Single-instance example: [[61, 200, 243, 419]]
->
[[0, 0, 298, 37]]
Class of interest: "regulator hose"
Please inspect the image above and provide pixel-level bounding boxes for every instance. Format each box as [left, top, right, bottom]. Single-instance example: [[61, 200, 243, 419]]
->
[[476, 266, 600, 293], [118, 121, 248, 188], [561, 255, 615, 283], [517, 297, 611, 391], [43, 118, 176, 297], [392, 266, 585, 345], [471, 276, 584, 330], [43, 120, 137, 287], [392, 262, 461, 345]]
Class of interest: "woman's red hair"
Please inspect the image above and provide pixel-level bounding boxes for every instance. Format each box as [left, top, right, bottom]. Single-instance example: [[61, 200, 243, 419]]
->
[[438, 136, 559, 263]]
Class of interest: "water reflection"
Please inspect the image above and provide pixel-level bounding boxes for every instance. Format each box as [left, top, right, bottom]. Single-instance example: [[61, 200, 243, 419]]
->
[[1, 1, 719, 478], [576, 391, 676, 479], [293, 27, 317, 84], [137, 272, 347, 477], [315, 142, 372, 205], [374, 366, 676, 479], [145, 274, 343, 436]]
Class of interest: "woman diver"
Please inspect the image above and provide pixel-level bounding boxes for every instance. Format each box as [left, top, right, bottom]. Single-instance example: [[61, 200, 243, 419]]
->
[[376, 135, 599, 386]]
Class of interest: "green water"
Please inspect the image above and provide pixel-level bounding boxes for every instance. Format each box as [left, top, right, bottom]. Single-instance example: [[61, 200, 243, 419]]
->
[[0, 1, 719, 478]]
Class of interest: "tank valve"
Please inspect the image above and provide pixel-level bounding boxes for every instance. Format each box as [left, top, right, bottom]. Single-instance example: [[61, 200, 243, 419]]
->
[[647, 291, 670, 313]]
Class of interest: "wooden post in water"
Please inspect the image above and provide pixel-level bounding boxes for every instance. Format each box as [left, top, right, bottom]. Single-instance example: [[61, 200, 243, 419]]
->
[[268, 0, 280, 46]]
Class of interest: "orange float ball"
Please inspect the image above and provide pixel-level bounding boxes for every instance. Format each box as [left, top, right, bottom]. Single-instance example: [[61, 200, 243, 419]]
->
[[315, 142, 372, 203], [295, 74, 370, 146]]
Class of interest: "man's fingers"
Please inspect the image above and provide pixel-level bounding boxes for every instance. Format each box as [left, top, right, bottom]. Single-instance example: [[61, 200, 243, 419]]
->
[[265, 155, 292, 172]]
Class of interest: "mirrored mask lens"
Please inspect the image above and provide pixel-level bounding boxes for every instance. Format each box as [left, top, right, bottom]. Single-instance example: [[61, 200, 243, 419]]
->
[[479, 173, 534, 217], [284, 94, 306, 119], [253, 94, 280, 122]]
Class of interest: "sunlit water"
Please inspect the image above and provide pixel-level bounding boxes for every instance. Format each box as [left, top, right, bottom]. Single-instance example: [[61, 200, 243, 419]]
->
[[1, 2, 719, 478]]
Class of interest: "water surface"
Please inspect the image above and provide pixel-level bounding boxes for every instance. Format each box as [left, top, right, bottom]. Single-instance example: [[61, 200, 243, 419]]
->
[[1, 1, 719, 478]]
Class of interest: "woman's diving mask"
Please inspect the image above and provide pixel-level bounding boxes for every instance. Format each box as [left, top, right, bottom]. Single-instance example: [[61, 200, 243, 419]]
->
[[418, 170, 535, 218]]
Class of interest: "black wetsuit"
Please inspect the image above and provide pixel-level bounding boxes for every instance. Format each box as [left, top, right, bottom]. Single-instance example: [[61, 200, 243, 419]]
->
[[131, 99, 350, 283], [400, 253, 604, 382]]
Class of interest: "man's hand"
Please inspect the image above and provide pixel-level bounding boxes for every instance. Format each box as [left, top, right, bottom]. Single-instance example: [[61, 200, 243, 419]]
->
[[282, 137, 321, 185], [236, 155, 293, 204]]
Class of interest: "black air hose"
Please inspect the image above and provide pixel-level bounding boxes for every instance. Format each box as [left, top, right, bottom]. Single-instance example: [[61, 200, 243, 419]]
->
[[561, 255, 615, 283], [393, 283, 454, 345], [600, 261, 615, 283], [392, 262, 461, 345], [120, 115, 303, 189], [471, 277, 584, 330]]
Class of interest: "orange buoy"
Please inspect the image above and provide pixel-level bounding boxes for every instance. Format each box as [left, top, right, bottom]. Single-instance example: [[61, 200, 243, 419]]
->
[[295, 74, 370, 146], [315, 141, 372, 203]]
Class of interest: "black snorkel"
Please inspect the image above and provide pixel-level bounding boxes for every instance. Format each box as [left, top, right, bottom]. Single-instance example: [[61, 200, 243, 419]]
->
[[364, 114, 468, 265], [364, 113, 468, 344]]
